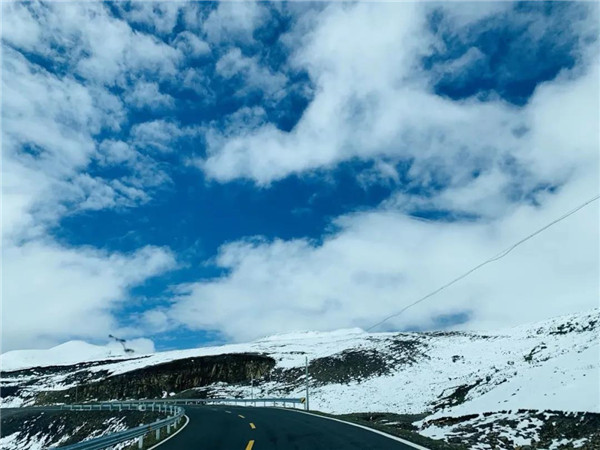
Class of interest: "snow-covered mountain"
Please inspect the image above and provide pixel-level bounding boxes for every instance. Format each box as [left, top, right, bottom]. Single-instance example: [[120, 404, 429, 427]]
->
[[1, 338, 155, 372], [1, 309, 599, 449]]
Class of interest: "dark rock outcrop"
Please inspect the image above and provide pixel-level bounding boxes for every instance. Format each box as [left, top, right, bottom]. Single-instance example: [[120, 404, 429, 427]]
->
[[35, 353, 275, 404]]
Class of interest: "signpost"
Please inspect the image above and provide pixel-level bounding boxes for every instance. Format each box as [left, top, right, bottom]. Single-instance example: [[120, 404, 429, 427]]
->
[[305, 357, 309, 411]]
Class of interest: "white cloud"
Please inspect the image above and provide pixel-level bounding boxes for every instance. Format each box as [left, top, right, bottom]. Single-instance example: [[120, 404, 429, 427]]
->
[[2, 47, 103, 238], [199, 2, 598, 199], [61, 174, 151, 212], [167, 177, 598, 342], [74, 18, 181, 87], [125, 81, 175, 110], [173, 31, 211, 58], [130, 120, 200, 154], [431, 46, 488, 85], [1, 46, 171, 238], [216, 48, 288, 101], [98, 140, 139, 166], [2, 241, 175, 351], [2, 159, 54, 242], [1, 2, 42, 49], [180, 67, 213, 98], [1, 3, 180, 351], [168, 3, 600, 341], [199, 3, 469, 183], [222, 106, 268, 136], [118, 2, 183, 35], [2, 2, 182, 87], [95, 140, 171, 192], [130, 120, 178, 153], [203, 2, 269, 44], [138, 309, 173, 334], [2, 1, 598, 352]]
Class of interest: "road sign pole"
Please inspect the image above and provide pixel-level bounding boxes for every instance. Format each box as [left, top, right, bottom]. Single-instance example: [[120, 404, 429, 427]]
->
[[305, 357, 309, 411]]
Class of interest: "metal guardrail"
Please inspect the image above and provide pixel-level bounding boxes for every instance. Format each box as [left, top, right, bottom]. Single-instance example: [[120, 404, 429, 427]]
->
[[50, 401, 184, 450], [139, 397, 306, 408], [47, 397, 305, 450]]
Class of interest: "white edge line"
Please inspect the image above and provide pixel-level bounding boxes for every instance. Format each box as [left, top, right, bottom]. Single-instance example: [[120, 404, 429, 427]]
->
[[276, 408, 430, 450], [146, 414, 190, 450]]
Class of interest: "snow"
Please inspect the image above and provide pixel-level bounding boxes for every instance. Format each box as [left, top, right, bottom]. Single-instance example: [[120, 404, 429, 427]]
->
[[1, 308, 598, 448], [0, 329, 371, 374], [572, 438, 589, 448], [427, 342, 600, 418], [0, 309, 600, 450], [0, 414, 130, 450], [550, 439, 571, 449], [1, 339, 154, 372], [418, 410, 592, 450], [256, 328, 367, 342]]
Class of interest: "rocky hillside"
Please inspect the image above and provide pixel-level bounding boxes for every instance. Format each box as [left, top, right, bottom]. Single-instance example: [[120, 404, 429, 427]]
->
[[1, 309, 598, 449], [1, 408, 163, 449]]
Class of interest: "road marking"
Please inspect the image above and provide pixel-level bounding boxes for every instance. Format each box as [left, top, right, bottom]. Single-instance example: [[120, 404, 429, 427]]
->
[[238, 414, 245, 419], [146, 415, 190, 450], [249, 422, 256, 429], [275, 408, 430, 450], [225, 410, 231, 414], [245, 440, 255, 450]]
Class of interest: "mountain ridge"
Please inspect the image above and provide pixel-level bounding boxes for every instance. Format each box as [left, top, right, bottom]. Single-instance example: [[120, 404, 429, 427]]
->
[[1, 308, 598, 449]]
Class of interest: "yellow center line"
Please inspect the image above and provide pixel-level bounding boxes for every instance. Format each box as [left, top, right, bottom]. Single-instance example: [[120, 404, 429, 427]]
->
[[249, 422, 256, 429], [238, 414, 245, 419], [245, 440, 255, 450]]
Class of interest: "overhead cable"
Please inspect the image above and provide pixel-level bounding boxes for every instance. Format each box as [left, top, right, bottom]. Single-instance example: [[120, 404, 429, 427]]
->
[[366, 194, 600, 332]]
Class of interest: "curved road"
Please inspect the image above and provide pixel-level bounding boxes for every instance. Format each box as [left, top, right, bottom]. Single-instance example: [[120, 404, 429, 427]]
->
[[159, 405, 424, 450]]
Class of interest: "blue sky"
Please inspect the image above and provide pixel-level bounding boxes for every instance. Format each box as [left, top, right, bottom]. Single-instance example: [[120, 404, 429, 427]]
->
[[2, 2, 598, 352]]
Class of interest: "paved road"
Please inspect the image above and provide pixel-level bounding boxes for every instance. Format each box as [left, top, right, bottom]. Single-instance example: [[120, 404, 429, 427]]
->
[[159, 405, 423, 450]]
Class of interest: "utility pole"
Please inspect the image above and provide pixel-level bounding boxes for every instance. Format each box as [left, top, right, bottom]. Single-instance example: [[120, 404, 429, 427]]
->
[[305, 356, 309, 411], [251, 376, 254, 406]]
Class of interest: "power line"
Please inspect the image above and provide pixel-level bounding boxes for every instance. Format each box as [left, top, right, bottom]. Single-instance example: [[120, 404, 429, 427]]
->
[[366, 194, 600, 332]]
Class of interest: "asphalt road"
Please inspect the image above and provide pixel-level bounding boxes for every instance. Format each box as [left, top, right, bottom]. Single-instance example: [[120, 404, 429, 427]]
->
[[158, 405, 423, 450]]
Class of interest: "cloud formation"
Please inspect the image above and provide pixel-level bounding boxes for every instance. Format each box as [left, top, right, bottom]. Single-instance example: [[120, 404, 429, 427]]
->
[[2, 2, 598, 351], [4, 242, 174, 350], [2, 2, 180, 351], [169, 2, 599, 341]]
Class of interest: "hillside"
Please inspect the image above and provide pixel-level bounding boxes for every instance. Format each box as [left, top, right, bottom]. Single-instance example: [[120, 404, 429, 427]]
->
[[1, 309, 598, 449]]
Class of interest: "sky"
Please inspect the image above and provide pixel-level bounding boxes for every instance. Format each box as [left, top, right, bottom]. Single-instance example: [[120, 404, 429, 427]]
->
[[1, 1, 599, 353]]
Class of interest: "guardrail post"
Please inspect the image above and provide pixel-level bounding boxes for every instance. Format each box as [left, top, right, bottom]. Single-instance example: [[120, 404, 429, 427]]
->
[[167, 423, 171, 434], [156, 428, 161, 440], [138, 435, 144, 449]]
